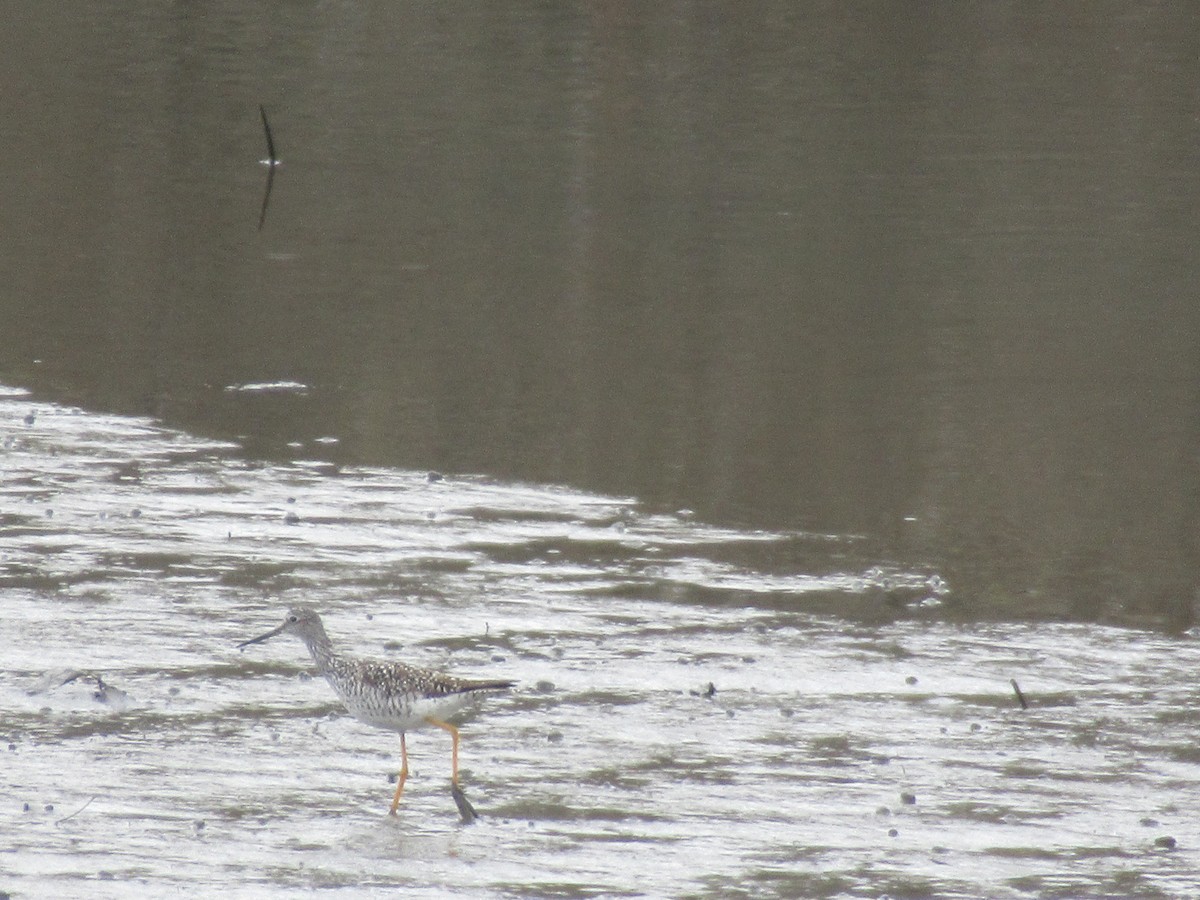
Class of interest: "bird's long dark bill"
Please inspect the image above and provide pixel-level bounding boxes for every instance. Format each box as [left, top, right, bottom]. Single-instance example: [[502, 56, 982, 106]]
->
[[237, 623, 285, 649]]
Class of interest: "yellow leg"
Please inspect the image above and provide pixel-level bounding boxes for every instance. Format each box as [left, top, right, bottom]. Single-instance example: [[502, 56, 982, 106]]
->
[[389, 733, 409, 815], [424, 717, 461, 785]]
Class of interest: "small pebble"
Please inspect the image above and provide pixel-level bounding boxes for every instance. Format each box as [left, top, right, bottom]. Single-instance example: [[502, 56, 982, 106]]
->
[[905, 676, 918, 685], [900, 792, 916, 805], [888, 828, 899, 837], [22, 803, 30, 812], [44, 804, 54, 812], [427, 471, 444, 483], [1139, 817, 1160, 828], [534, 680, 555, 693], [875, 806, 891, 817], [547, 731, 563, 744], [1154, 835, 1177, 850], [969, 723, 982, 732], [283, 511, 300, 525], [780, 708, 794, 718]]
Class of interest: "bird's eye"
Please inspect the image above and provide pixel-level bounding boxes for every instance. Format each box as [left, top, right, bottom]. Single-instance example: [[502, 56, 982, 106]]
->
[[287, 614, 299, 623]]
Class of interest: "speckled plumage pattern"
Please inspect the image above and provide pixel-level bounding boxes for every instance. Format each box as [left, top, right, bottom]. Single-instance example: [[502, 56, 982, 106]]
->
[[303, 618, 513, 732], [242, 604, 513, 732], [238, 603, 513, 817]]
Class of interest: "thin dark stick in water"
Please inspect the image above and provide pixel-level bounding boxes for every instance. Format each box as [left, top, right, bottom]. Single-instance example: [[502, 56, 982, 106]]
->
[[258, 164, 275, 231], [257, 105, 279, 231], [1010, 678, 1029, 710], [260, 105, 278, 164], [54, 794, 96, 825]]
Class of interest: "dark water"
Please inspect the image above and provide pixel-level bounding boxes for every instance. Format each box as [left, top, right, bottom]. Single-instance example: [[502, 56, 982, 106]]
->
[[3, 4, 1200, 896], [2, 3, 1198, 624]]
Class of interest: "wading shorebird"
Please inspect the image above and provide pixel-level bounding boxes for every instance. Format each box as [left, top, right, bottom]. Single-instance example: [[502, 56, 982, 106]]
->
[[237, 604, 513, 821]]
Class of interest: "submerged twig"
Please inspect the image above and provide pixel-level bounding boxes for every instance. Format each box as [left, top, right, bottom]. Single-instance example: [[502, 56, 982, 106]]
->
[[259, 105, 278, 165], [1010, 678, 1029, 710], [54, 794, 97, 825], [258, 105, 279, 231]]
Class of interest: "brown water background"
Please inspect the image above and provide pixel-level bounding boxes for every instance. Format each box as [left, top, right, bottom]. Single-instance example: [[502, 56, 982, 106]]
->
[[3, 3, 1199, 625]]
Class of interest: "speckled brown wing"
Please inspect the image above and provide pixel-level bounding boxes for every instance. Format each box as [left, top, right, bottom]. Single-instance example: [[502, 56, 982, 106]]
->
[[351, 659, 512, 700]]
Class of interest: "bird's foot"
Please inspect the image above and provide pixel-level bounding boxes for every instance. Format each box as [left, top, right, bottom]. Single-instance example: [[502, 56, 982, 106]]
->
[[451, 784, 478, 824]]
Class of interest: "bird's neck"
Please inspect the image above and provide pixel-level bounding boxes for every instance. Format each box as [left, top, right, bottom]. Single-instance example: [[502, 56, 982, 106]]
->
[[300, 623, 338, 673]]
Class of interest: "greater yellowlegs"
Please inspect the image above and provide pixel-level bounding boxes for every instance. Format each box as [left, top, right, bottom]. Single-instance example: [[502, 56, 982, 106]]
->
[[237, 604, 513, 819]]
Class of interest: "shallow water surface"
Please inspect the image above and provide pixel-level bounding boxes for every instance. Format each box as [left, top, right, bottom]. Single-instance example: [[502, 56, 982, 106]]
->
[[3, 388, 1200, 898]]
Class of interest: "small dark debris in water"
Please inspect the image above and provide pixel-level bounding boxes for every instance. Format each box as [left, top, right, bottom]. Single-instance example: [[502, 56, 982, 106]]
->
[[888, 828, 899, 838], [1140, 817, 1160, 828], [168, 686, 180, 696], [689, 682, 717, 698], [547, 730, 563, 744], [286, 496, 296, 504], [741, 656, 756, 664], [284, 511, 301, 525], [780, 707, 793, 718], [22, 803, 30, 812], [7, 743, 15, 751], [44, 508, 53, 518], [131, 508, 141, 518], [491, 655, 506, 663], [905, 676, 918, 685], [23, 413, 35, 425], [427, 471, 444, 483], [112, 461, 141, 483], [900, 792, 916, 805], [1154, 835, 1177, 850], [259, 105, 278, 165], [451, 784, 478, 824], [44, 804, 54, 813], [726, 709, 735, 718], [535, 680, 554, 693], [55, 795, 96, 824], [1010, 678, 1029, 709], [298, 672, 312, 681], [258, 105, 279, 230], [875, 806, 891, 817], [195, 820, 206, 831], [969, 723, 982, 733]]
